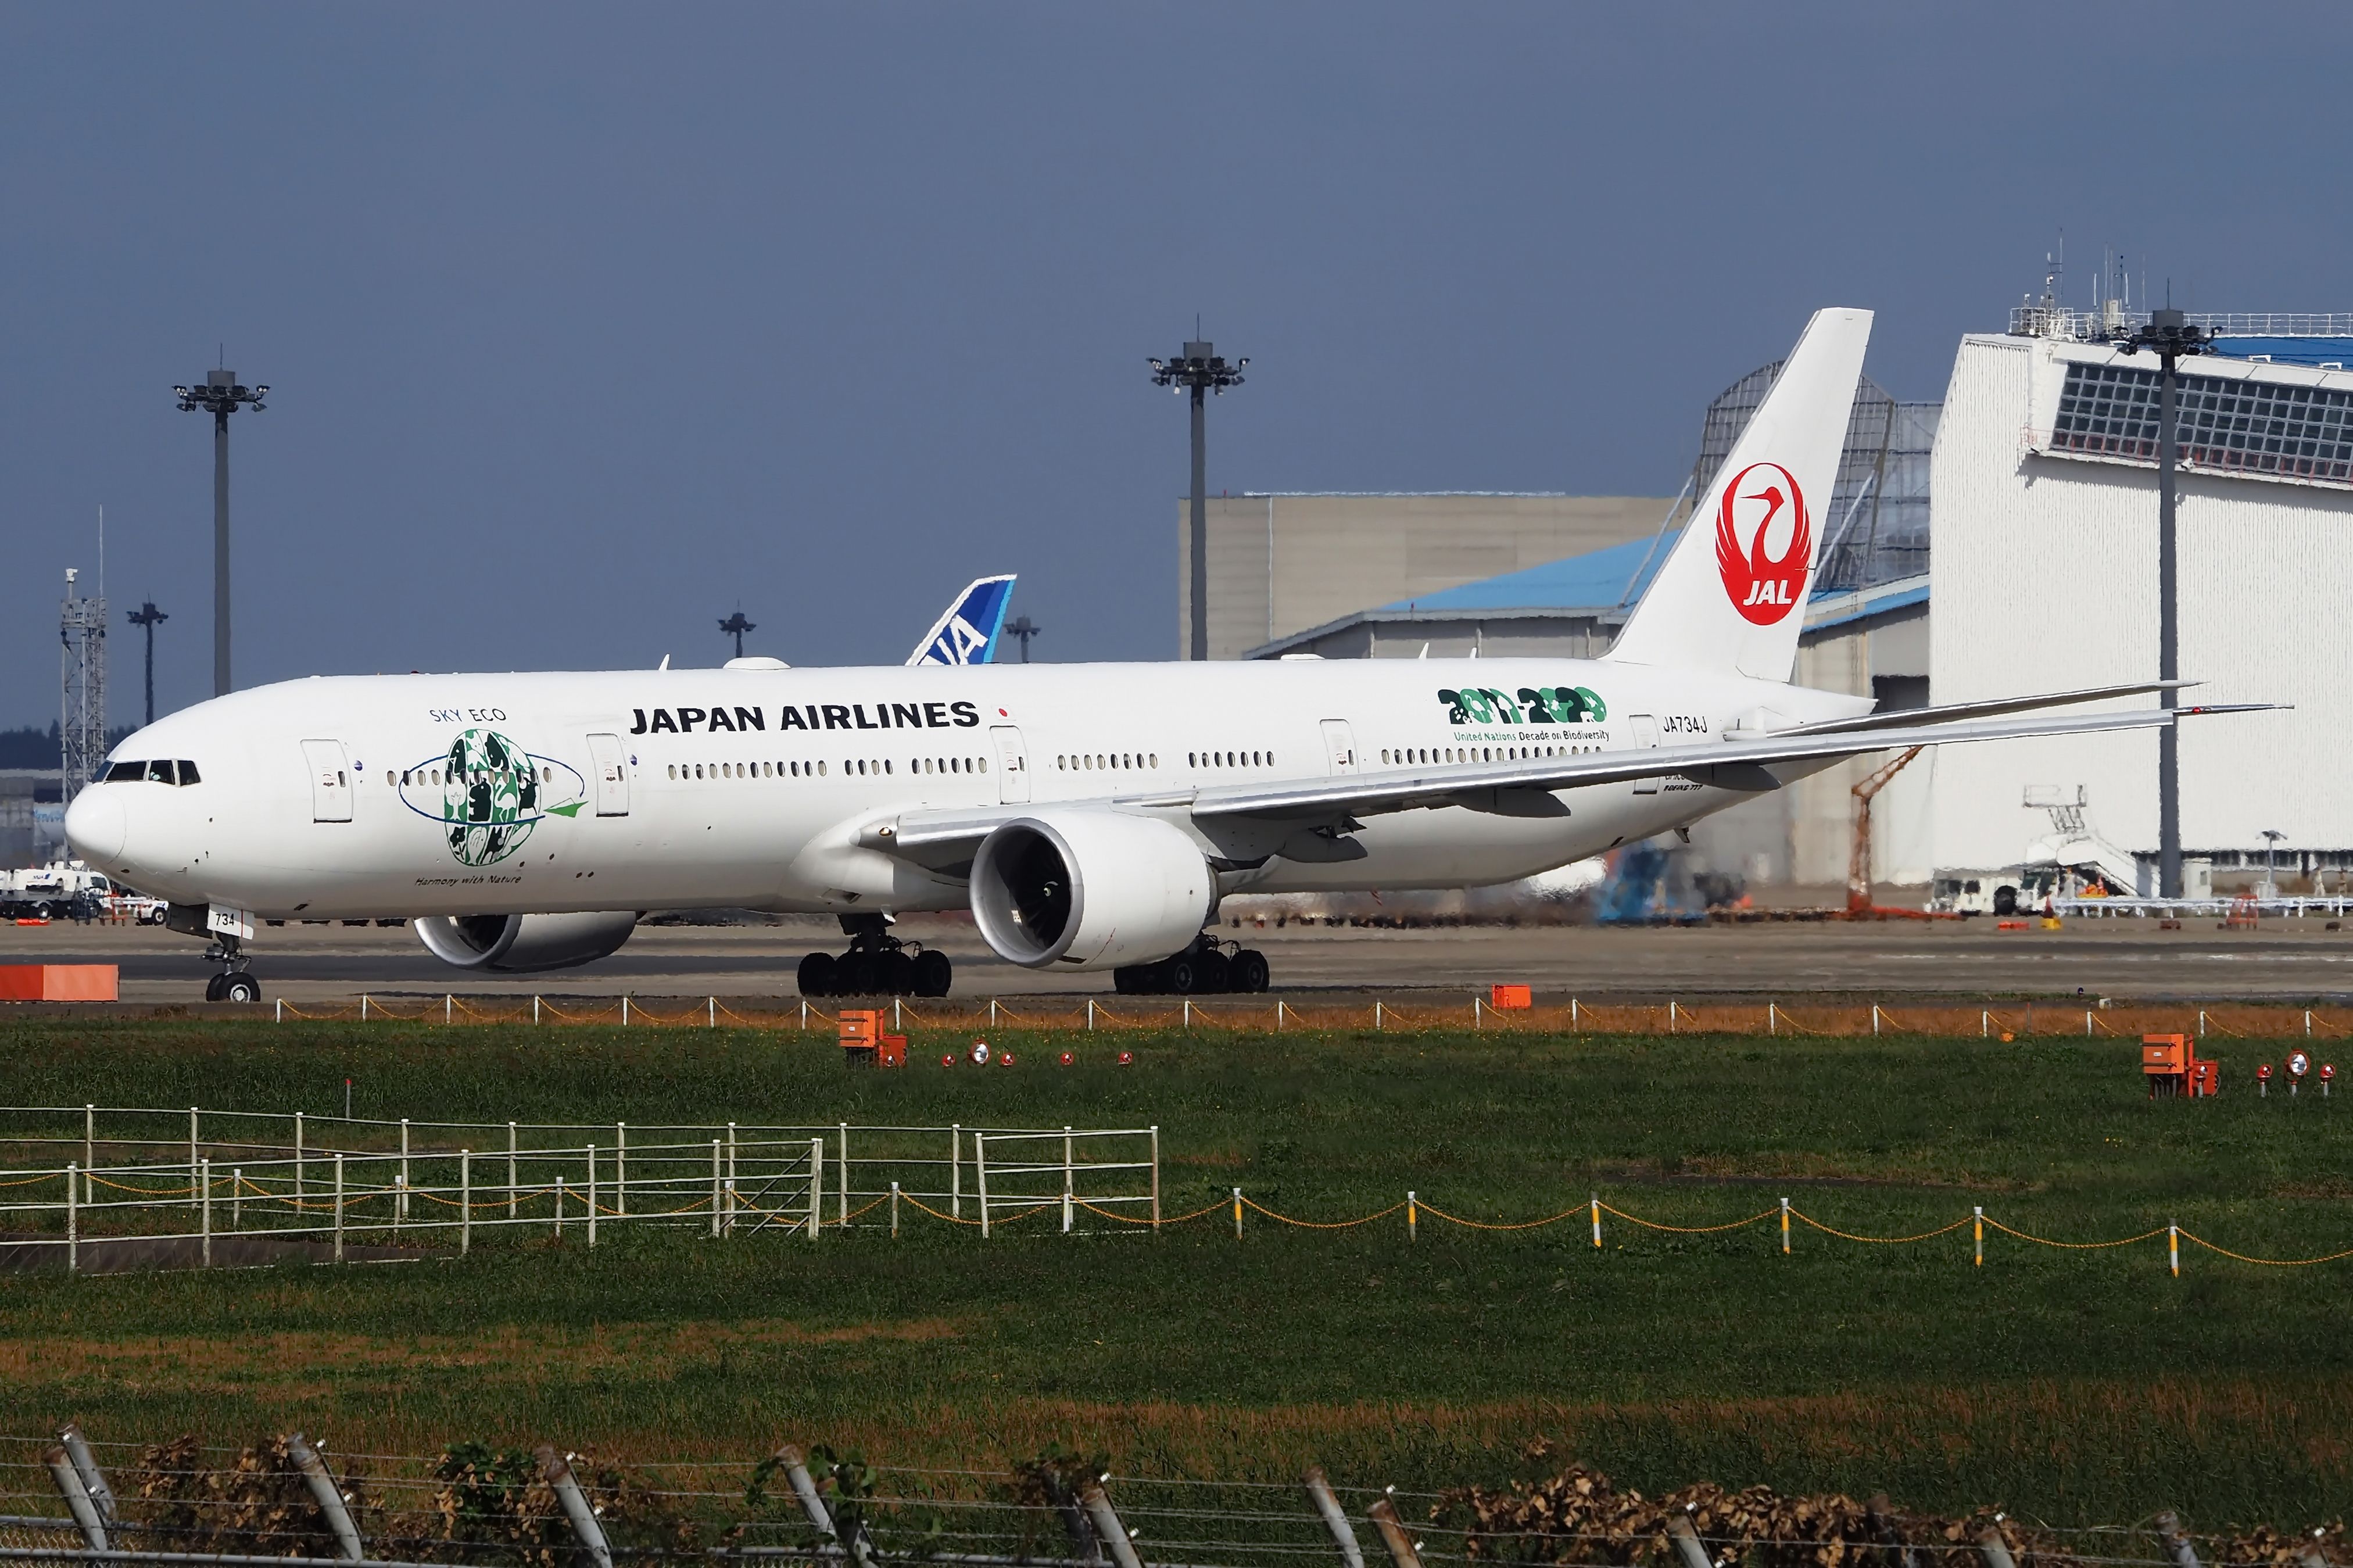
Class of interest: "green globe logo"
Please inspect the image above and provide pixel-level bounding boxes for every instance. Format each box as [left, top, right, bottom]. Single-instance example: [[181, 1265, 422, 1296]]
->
[[439, 728, 543, 867]]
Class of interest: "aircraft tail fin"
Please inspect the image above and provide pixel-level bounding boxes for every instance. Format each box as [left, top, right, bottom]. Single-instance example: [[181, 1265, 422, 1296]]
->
[[907, 574, 1016, 666], [1605, 307, 1872, 681]]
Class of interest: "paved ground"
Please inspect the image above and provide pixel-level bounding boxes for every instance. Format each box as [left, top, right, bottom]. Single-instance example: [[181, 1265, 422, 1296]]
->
[[5, 908, 2352, 1005]]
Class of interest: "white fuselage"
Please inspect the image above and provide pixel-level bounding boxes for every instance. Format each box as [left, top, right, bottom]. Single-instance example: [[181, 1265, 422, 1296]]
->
[[69, 657, 1868, 922]]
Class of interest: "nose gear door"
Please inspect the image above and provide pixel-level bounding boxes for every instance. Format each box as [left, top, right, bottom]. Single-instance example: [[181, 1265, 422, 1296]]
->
[[300, 739, 353, 822], [586, 733, 631, 816], [991, 725, 1030, 804]]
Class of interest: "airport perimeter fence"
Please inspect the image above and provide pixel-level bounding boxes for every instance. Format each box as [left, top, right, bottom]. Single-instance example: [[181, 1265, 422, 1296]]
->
[[2, 1428, 2341, 1568], [266, 994, 2353, 1043], [1, 1105, 2348, 1275], [0, 1106, 1161, 1269]]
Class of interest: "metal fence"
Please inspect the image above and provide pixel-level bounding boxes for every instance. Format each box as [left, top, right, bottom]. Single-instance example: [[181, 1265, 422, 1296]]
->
[[0, 1108, 1161, 1270], [0, 1427, 2325, 1568]]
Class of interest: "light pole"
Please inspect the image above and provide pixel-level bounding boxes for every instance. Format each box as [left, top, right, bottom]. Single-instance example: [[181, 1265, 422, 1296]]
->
[[174, 370, 267, 697], [126, 601, 167, 726], [1003, 614, 1040, 663], [717, 610, 756, 660], [2108, 309, 2208, 900], [2261, 829, 2286, 898], [1150, 338, 1246, 660]]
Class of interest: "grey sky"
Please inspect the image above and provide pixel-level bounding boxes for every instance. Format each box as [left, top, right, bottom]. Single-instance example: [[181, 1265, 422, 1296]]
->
[[4, 3, 2345, 729]]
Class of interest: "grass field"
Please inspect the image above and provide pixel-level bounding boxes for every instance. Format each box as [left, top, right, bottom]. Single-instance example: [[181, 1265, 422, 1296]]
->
[[2, 1019, 2350, 1528]]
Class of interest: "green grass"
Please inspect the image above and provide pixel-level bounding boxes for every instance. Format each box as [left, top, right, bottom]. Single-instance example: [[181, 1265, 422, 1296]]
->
[[2, 1019, 2350, 1528]]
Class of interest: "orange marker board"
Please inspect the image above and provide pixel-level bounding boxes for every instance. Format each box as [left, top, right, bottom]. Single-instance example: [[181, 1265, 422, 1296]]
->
[[0, 965, 119, 1001]]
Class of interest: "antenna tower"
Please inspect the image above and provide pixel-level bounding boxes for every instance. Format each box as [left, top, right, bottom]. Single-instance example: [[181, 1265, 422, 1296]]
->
[[62, 568, 108, 804]]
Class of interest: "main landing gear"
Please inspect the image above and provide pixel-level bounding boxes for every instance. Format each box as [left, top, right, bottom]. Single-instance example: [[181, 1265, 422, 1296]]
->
[[797, 914, 952, 999], [203, 935, 262, 1004], [1114, 934, 1270, 996]]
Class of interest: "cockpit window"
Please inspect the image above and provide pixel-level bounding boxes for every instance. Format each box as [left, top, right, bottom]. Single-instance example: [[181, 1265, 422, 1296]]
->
[[102, 759, 201, 785]]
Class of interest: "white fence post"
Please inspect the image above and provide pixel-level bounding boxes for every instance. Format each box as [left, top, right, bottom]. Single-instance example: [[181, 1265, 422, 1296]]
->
[[333, 1152, 345, 1262], [460, 1150, 471, 1254], [1062, 1126, 1075, 1233], [951, 1123, 962, 1219], [65, 1164, 77, 1274], [1150, 1125, 1161, 1229], [399, 1119, 411, 1222], [710, 1140, 722, 1238], [189, 1106, 198, 1186], [200, 1158, 212, 1265], [838, 1122, 849, 1228], [616, 1122, 627, 1218], [587, 1144, 597, 1248], [231, 1166, 242, 1233], [508, 1122, 519, 1219], [295, 1111, 306, 1205], [808, 1136, 823, 1240], [83, 1105, 93, 1201], [976, 1133, 990, 1238]]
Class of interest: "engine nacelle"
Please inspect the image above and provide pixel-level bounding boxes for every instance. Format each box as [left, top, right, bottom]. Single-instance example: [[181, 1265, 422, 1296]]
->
[[969, 812, 1213, 971], [414, 910, 640, 972]]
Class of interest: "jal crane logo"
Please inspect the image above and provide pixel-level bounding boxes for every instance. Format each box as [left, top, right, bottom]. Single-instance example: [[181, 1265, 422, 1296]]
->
[[1714, 461, 1812, 626]]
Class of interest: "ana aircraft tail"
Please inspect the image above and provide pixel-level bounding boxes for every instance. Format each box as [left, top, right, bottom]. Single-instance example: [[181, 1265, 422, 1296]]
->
[[907, 574, 1017, 666], [1605, 307, 1871, 681]]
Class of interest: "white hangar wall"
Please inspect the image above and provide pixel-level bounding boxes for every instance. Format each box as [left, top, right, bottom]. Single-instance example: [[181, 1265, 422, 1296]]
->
[[1927, 332, 2353, 877]]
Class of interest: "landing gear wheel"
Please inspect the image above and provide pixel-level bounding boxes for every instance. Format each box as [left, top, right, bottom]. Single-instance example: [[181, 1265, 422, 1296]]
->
[[882, 949, 916, 996], [1167, 951, 1204, 994], [837, 951, 879, 996], [797, 951, 839, 998], [220, 972, 262, 1004], [1230, 948, 1270, 993], [1194, 947, 1232, 994], [911, 948, 952, 998], [204, 973, 227, 1001]]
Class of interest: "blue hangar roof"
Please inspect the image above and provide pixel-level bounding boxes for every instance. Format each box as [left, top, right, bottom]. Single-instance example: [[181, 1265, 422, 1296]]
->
[[1384, 531, 1678, 614]]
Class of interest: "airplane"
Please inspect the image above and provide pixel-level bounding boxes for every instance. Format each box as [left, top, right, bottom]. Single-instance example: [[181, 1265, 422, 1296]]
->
[[65, 307, 2258, 1003], [907, 575, 1015, 667]]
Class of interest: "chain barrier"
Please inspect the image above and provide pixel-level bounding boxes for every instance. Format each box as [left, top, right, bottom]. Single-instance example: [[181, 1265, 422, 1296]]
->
[[238, 993, 2353, 1039]]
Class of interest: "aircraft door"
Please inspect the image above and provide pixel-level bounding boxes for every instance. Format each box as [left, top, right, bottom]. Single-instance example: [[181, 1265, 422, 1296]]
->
[[300, 739, 354, 822], [1628, 714, 1661, 795], [1319, 718, 1359, 774], [991, 725, 1030, 804], [586, 733, 630, 816]]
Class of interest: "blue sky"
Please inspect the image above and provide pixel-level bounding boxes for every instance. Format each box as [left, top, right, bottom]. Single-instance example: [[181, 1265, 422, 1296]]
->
[[4, 3, 2345, 728]]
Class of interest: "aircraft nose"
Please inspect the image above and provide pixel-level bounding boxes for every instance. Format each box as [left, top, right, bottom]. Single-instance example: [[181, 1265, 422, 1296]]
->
[[65, 787, 126, 864]]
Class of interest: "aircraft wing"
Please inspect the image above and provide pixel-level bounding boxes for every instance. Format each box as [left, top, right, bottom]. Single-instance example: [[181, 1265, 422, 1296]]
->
[[907, 575, 1016, 667], [1767, 679, 2195, 739], [865, 701, 2269, 856]]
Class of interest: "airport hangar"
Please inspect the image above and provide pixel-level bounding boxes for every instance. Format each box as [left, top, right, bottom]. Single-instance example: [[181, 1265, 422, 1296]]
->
[[1180, 308, 2353, 894]]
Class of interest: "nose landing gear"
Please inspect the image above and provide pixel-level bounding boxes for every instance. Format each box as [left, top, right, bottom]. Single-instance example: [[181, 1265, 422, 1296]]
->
[[1114, 934, 1270, 996], [203, 936, 262, 1004], [797, 914, 952, 998]]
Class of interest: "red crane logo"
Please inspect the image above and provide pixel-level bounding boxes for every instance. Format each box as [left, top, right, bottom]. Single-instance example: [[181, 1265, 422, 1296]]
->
[[1714, 461, 1811, 626]]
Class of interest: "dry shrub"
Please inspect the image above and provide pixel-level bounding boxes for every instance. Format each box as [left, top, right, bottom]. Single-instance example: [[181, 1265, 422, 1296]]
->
[[1434, 1461, 2346, 1568], [128, 1434, 367, 1557]]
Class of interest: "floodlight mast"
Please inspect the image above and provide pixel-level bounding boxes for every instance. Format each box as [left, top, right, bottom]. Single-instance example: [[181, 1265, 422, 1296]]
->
[[1149, 339, 1247, 661], [2107, 307, 2208, 900], [1003, 614, 1041, 663], [127, 601, 167, 726], [174, 370, 267, 696], [717, 610, 757, 660]]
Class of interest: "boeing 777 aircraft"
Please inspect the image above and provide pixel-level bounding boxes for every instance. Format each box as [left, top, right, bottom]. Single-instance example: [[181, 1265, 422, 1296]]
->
[[66, 309, 2252, 1002]]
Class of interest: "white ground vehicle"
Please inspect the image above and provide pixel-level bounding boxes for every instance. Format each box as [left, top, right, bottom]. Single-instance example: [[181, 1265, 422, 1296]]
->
[[0, 861, 127, 920]]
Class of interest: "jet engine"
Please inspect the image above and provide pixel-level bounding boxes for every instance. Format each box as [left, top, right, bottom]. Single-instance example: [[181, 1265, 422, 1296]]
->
[[414, 910, 640, 972], [969, 812, 1213, 971]]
